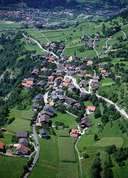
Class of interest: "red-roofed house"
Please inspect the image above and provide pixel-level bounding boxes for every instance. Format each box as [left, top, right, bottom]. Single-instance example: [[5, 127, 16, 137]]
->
[[0, 142, 5, 152], [22, 78, 34, 88], [70, 129, 80, 138], [86, 106, 96, 114]]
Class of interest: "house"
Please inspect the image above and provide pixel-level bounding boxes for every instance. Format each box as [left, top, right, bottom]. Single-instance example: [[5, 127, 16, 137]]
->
[[0, 142, 5, 152], [36, 113, 50, 126], [16, 131, 28, 138], [43, 105, 56, 116], [100, 69, 109, 77], [87, 60, 93, 66], [39, 128, 49, 139], [70, 129, 80, 138], [73, 102, 81, 109], [63, 78, 72, 87], [48, 76, 55, 83], [16, 144, 30, 155], [18, 138, 28, 147], [22, 78, 34, 88], [33, 94, 44, 102], [64, 97, 77, 107], [32, 103, 42, 112], [86, 106, 96, 114], [80, 117, 90, 129], [91, 77, 99, 90], [31, 68, 39, 76]]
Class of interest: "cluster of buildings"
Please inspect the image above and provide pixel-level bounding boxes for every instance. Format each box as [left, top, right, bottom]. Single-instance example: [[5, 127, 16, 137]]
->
[[0, 131, 32, 156], [20, 38, 111, 142]]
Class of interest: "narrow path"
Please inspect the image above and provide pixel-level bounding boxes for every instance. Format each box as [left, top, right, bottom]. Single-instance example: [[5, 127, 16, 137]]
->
[[23, 125, 40, 178], [121, 30, 127, 39], [75, 138, 83, 178], [67, 75, 128, 120], [23, 33, 59, 59]]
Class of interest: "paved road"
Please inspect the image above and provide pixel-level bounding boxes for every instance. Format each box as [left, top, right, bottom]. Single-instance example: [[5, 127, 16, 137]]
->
[[66, 75, 128, 120], [23, 124, 40, 178], [23, 33, 59, 59]]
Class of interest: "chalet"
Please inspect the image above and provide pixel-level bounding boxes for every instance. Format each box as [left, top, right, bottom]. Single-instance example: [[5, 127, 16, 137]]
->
[[73, 102, 81, 110], [80, 117, 90, 129], [43, 105, 56, 116], [31, 68, 39, 76], [91, 76, 99, 90], [32, 103, 42, 112], [18, 138, 28, 147], [0, 142, 5, 152], [39, 128, 49, 139], [22, 78, 34, 88], [16, 144, 30, 155], [33, 94, 44, 102], [100, 69, 109, 77], [86, 106, 96, 114], [70, 129, 80, 138], [63, 78, 72, 87], [16, 131, 28, 138], [87, 60, 93, 66], [48, 76, 55, 84], [64, 97, 77, 107], [36, 113, 50, 126]]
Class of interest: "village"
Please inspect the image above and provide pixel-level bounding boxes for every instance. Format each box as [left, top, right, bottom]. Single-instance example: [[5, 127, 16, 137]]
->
[[0, 31, 112, 159]]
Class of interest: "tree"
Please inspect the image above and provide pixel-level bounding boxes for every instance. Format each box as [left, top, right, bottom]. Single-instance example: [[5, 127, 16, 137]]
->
[[106, 145, 116, 154], [94, 134, 99, 141], [95, 106, 101, 118], [91, 154, 102, 178]]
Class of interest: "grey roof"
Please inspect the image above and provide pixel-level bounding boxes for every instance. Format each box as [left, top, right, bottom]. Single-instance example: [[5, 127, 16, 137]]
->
[[43, 105, 55, 114], [40, 128, 48, 135], [16, 131, 28, 138], [38, 114, 50, 123], [33, 94, 44, 101], [18, 138, 28, 146]]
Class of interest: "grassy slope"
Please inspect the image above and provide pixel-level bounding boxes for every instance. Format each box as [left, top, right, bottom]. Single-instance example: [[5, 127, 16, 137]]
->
[[0, 156, 26, 178], [7, 107, 33, 132], [30, 113, 79, 178]]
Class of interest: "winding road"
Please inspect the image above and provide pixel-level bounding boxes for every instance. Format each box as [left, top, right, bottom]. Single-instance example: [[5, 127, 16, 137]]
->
[[23, 33, 128, 178], [65, 75, 128, 120]]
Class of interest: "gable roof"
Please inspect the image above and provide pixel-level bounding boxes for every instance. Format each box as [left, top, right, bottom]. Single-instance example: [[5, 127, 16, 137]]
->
[[0, 142, 5, 149], [16, 131, 28, 138]]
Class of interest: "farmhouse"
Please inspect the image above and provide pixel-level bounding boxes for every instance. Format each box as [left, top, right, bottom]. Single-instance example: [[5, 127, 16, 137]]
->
[[16, 131, 28, 138], [87, 60, 93, 66], [21, 78, 34, 88], [0, 142, 5, 152], [16, 144, 30, 155], [18, 138, 28, 147], [70, 129, 80, 138], [39, 128, 49, 139], [86, 106, 96, 114], [80, 116, 90, 128], [36, 113, 50, 126]]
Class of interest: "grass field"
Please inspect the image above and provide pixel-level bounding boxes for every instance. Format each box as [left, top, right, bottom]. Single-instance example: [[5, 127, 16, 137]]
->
[[30, 136, 59, 178], [101, 78, 115, 87], [94, 137, 123, 147], [58, 162, 79, 178], [0, 132, 14, 144], [30, 112, 79, 178], [7, 107, 33, 132], [53, 112, 77, 128], [0, 156, 26, 178], [58, 137, 76, 162]]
